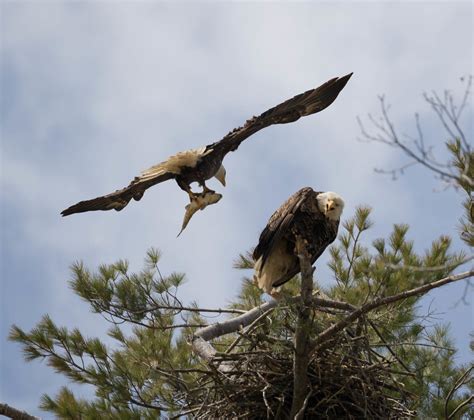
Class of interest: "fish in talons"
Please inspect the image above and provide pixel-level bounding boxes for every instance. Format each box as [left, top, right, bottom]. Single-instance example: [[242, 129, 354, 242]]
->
[[177, 190, 223, 236]]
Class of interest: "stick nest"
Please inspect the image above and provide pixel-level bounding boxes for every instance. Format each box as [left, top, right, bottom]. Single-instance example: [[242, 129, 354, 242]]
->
[[185, 312, 415, 419]]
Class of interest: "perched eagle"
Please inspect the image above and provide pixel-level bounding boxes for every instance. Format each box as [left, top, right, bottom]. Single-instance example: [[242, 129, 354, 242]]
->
[[61, 73, 352, 217], [253, 188, 345, 296]]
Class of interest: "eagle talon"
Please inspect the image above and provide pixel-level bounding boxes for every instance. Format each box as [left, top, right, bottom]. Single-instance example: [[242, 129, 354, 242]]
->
[[187, 191, 198, 201], [201, 185, 215, 194]]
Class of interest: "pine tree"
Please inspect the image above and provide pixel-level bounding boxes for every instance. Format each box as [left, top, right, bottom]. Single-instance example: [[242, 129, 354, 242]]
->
[[7, 79, 473, 418]]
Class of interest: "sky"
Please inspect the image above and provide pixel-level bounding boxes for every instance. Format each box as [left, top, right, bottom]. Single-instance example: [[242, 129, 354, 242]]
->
[[1, 1, 473, 417]]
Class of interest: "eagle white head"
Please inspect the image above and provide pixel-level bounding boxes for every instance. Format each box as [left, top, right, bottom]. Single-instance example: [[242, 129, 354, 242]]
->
[[317, 191, 345, 221]]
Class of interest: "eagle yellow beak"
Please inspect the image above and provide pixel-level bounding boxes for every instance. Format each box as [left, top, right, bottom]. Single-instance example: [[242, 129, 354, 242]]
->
[[326, 200, 336, 212], [214, 165, 226, 187]]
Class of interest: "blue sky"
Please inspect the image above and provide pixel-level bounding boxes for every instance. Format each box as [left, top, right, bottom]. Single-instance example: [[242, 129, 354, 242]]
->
[[1, 1, 472, 417]]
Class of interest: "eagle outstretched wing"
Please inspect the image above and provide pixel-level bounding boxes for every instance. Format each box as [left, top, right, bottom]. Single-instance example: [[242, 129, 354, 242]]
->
[[208, 73, 353, 156], [61, 147, 213, 216], [60, 172, 175, 216], [253, 187, 314, 270]]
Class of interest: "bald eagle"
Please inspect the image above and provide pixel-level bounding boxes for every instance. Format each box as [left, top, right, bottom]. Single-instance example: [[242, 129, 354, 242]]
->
[[61, 73, 352, 217], [253, 188, 344, 295]]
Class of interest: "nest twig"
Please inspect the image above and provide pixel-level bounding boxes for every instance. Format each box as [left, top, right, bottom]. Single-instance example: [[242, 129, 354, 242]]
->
[[186, 318, 415, 419]]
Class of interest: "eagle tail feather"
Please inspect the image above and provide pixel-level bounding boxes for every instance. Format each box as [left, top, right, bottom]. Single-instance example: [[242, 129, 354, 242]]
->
[[253, 244, 295, 294]]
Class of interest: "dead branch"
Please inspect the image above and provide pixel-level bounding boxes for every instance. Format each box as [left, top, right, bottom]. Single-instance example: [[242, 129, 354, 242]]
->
[[448, 395, 473, 420], [311, 269, 473, 353], [191, 299, 278, 372], [368, 319, 413, 378], [190, 293, 357, 371], [0, 403, 40, 420], [290, 236, 315, 418], [194, 300, 279, 342], [445, 366, 473, 419], [382, 255, 473, 273], [191, 269, 473, 370], [358, 76, 473, 188]]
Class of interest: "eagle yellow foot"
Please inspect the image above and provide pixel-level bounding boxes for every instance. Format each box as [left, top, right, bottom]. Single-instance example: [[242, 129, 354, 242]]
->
[[187, 191, 198, 201], [201, 185, 215, 194]]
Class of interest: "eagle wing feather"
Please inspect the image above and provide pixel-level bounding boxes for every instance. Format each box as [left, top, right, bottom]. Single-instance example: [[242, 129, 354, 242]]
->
[[253, 187, 313, 269], [139, 147, 211, 181], [60, 171, 175, 216], [209, 73, 353, 156], [61, 148, 215, 216]]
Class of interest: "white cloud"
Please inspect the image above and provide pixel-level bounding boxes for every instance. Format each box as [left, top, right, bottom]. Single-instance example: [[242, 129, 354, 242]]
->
[[1, 1, 472, 416]]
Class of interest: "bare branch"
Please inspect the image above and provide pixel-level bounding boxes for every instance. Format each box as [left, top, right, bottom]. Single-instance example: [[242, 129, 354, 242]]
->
[[191, 299, 279, 372], [290, 236, 315, 418], [311, 270, 474, 353], [294, 388, 312, 420], [359, 79, 473, 188], [381, 255, 473, 272], [0, 403, 40, 420], [107, 301, 246, 316], [445, 366, 473, 419], [190, 293, 361, 371], [448, 395, 474, 420], [310, 296, 356, 312], [189, 267, 473, 372], [194, 300, 279, 342], [224, 306, 275, 355], [368, 320, 413, 378], [369, 342, 455, 351]]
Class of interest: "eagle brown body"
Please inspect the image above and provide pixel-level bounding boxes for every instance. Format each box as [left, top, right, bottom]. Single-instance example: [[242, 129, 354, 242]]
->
[[61, 73, 352, 217], [253, 187, 342, 294]]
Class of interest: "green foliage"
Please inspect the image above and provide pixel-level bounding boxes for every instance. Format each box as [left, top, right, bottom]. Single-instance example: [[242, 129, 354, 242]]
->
[[9, 250, 198, 417], [398, 325, 473, 419], [326, 207, 471, 418], [39, 386, 157, 419], [447, 138, 474, 247], [10, 213, 472, 418]]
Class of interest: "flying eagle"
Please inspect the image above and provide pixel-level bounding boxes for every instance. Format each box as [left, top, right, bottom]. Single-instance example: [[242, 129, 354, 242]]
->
[[61, 73, 352, 217], [253, 188, 344, 296]]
